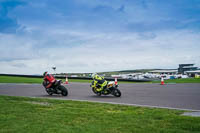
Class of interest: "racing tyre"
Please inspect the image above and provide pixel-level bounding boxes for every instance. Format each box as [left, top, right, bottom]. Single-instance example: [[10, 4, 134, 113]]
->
[[113, 89, 121, 97], [92, 87, 98, 94], [93, 88, 102, 96], [59, 85, 68, 96]]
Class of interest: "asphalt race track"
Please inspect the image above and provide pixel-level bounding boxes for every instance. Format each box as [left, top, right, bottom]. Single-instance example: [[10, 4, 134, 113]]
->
[[0, 83, 200, 111]]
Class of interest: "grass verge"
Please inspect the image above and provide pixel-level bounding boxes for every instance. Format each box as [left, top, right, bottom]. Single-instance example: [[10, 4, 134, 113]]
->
[[0, 76, 92, 84], [0, 95, 200, 133], [0, 76, 43, 84], [0, 76, 200, 84], [0, 76, 140, 84], [152, 78, 200, 84]]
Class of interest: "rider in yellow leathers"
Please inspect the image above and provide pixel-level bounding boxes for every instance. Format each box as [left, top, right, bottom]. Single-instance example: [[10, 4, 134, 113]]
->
[[91, 73, 108, 92]]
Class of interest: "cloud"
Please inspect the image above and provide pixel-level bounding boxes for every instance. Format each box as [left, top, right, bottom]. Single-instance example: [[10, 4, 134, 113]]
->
[[0, 0, 25, 33], [7, 0, 200, 33], [0, 0, 200, 74], [1, 27, 200, 74]]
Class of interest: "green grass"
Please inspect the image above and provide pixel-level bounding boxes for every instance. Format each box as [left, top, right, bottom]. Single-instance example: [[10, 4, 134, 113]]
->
[[152, 78, 200, 84], [69, 78, 200, 84], [68, 79, 93, 83], [0, 76, 140, 84], [0, 76, 43, 84], [69, 79, 149, 84], [0, 76, 200, 84], [0, 95, 200, 133], [68, 78, 200, 84], [0, 76, 92, 84]]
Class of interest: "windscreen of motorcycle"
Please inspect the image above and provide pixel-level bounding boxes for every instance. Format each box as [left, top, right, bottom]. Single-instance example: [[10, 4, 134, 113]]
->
[[107, 81, 114, 88]]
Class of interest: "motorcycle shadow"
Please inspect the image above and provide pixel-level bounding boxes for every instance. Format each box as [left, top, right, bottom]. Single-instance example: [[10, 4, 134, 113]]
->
[[40, 94, 67, 98], [90, 95, 119, 98]]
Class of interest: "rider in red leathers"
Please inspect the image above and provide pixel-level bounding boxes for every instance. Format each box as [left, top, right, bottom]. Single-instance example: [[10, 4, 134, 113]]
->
[[43, 71, 56, 88]]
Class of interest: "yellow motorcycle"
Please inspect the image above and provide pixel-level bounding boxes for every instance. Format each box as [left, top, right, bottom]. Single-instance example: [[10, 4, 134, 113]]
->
[[90, 81, 121, 97]]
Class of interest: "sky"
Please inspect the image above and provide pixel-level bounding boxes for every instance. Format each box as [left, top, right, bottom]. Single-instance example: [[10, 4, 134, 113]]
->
[[0, 0, 200, 74]]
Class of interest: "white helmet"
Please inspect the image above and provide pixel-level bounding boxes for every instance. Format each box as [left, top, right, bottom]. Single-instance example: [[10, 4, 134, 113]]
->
[[92, 73, 97, 79]]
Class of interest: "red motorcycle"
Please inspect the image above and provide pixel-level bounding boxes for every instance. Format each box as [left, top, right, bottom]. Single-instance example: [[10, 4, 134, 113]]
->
[[43, 80, 68, 96]]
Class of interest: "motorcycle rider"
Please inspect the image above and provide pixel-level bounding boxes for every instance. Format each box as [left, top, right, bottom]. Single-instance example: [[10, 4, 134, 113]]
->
[[91, 73, 108, 92], [43, 71, 56, 89]]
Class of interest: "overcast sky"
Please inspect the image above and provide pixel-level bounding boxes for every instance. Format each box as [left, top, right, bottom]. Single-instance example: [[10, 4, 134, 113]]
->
[[0, 0, 200, 74]]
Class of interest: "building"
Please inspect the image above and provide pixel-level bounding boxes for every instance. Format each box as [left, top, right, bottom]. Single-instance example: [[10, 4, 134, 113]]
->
[[178, 64, 198, 74], [185, 70, 200, 77], [149, 70, 178, 75]]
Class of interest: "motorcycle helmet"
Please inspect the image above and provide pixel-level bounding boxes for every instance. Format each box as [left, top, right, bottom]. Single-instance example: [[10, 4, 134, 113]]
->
[[43, 71, 48, 76], [92, 73, 97, 79]]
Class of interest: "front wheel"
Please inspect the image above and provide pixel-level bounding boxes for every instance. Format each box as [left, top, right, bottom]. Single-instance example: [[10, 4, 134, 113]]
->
[[112, 89, 121, 97], [92, 87, 98, 94], [59, 85, 68, 96], [92, 87, 102, 96]]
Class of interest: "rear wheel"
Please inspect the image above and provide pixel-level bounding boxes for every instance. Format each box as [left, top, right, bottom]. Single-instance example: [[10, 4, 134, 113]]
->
[[113, 89, 121, 97], [59, 85, 68, 96]]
